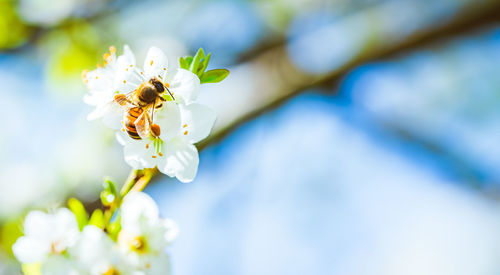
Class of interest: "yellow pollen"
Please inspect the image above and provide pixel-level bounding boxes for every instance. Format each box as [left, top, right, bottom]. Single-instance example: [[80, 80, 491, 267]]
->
[[152, 155, 157, 158], [95, 76, 98, 79], [159, 152, 163, 157], [150, 60, 153, 66], [126, 68, 129, 71], [103, 53, 110, 60], [184, 130, 188, 135], [123, 80, 126, 83], [103, 267, 119, 275], [140, 72, 143, 75], [165, 83, 170, 88], [183, 124, 187, 128], [109, 45, 116, 53], [163, 67, 166, 70], [130, 64, 133, 67], [145, 144, 149, 149]]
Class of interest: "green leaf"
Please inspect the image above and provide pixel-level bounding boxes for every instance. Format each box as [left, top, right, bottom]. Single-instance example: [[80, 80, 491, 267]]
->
[[179, 57, 190, 70], [200, 69, 230, 84], [197, 52, 211, 78], [103, 177, 118, 196], [100, 190, 116, 207], [67, 198, 88, 230], [88, 209, 104, 229], [185, 56, 193, 66], [107, 215, 121, 241], [101, 178, 118, 206], [189, 48, 205, 74]]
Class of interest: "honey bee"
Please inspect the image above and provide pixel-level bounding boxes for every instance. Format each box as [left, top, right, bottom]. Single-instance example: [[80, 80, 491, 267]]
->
[[109, 77, 174, 140]]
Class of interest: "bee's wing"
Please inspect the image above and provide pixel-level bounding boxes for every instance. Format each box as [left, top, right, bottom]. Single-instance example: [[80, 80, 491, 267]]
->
[[93, 92, 136, 120], [134, 106, 153, 139]]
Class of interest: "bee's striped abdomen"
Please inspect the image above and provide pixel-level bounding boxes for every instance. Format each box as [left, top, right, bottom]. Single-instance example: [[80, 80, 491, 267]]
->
[[124, 107, 143, 140]]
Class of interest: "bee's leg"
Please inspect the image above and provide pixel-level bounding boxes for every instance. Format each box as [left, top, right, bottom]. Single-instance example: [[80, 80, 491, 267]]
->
[[165, 86, 175, 101]]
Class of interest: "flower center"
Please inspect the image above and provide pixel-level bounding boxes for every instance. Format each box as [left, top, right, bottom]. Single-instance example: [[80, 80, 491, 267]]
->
[[50, 241, 65, 255], [146, 138, 164, 159], [102, 267, 120, 275], [130, 236, 147, 253]]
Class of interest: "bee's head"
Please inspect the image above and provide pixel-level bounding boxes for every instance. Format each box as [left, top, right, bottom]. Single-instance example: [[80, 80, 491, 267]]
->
[[149, 78, 165, 94]]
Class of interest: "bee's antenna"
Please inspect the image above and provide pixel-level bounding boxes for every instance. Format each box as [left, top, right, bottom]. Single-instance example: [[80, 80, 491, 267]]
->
[[165, 86, 175, 101]]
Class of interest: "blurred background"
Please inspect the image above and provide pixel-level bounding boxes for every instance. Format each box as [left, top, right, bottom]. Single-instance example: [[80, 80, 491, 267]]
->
[[1, 0, 500, 274]]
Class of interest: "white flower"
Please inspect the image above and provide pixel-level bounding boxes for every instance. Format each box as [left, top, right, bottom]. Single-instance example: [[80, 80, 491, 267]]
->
[[116, 46, 200, 105], [12, 208, 80, 273], [84, 46, 201, 129], [117, 102, 216, 183], [83, 45, 136, 129], [118, 192, 178, 274], [84, 45, 215, 182], [71, 225, 127, 275]]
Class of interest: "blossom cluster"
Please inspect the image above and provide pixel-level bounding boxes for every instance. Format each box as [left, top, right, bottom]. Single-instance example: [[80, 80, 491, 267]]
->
[[13, 192, 177, 275], [83, 45, 227, 182], [11, 45, 228, 274]]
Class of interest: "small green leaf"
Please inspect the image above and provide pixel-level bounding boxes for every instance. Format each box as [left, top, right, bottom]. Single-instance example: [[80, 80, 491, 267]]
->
[[103, 177, 118, 196], [67, 198, 88, 230], [100, 190, 116, 207], [200, 69, 229, 84], [88, 209, 104, 229], [197, 52, 211, 78], [179, 57, 189, 70], [189, 48, 205, 74], [185, 56, 193, 66], [107, 215, 121, 241]]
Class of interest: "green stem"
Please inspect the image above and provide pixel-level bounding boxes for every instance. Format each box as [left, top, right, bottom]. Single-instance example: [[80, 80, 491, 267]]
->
[[131, 168, 156, 192], [102, 168, 157, 231], [119, 169, 141, 198]]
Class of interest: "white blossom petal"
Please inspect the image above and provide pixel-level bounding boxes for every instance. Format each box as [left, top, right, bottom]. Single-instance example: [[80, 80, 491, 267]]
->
[[71, 225, 123, 275], [52, 208, 79, 246], [179, 103, 216, 144], [141, 254, 171, 275], [121, 192, 160, 234], [12, 237, 49, 263], [165, 68, 200, 103], [42, 255, 80, 275], [159, 138, 199, 183], [115, 67, 142, 94], [163, 218, 179, 243], [143, 47, 169, 79], [123, 139, 157, 170], [23, 211, 52, 239], [119, 45, 136, 67], [155, 102, 181, 141]]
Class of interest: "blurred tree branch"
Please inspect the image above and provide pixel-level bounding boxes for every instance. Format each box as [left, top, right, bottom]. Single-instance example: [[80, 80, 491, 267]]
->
[[199, 0, 500, 150], [94, 0, 500, 203]]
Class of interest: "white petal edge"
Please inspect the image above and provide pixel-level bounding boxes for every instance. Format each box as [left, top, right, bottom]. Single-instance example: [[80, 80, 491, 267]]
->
[[143, 46, 169, 79], [155, 101, 181, 142], [166, 68, 200, 104], [121, 192, 160, 233], [159, 138, 199, 183], [12, 237, 49, 263], [179, 103, 216, 144]]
